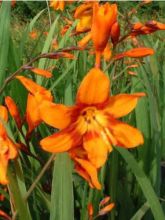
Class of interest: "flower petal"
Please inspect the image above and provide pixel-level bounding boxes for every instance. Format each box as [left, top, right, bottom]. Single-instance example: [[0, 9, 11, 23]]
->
[[76, 68, 110, 105], [16, 76, 52, 100], [110, 119, 144, 148], [75, 158, 101, 190], [5, 96, 22, 129], [74, 3, 93, 19], [39, 101, 73, 130], [40, 123, 83, 153], [26, 94, 41, 133], [31, 68, 52, 78], [115, 48, 154, 59], [0, 106, 8, 122], [78, 32, 91, 48], [7, 138, 18, 159], [0, 155, 8, 185], [104, 93, 146, 118], [83, 130, 109, 168], [99, 203, 115, 216]]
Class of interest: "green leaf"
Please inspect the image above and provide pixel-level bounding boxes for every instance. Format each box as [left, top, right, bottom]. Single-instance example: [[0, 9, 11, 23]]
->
[[50, 153, 74, 220], [0, 2, 11, 89], [8, 164, 32, 220], [130, 202, 150, 220], [115, 147, 165, 220]]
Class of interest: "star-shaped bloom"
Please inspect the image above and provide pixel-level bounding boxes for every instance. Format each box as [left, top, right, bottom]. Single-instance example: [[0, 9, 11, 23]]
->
[[39, 68, 145, 172]]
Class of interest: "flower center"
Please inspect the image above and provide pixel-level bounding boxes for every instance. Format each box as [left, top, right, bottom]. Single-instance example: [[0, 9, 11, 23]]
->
[[81, 107, 97, 124]]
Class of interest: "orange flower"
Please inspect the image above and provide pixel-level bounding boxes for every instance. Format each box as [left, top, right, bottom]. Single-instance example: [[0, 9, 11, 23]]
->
[[99, 196, 114, 216], [74, 3, 93, 33], [91, 3, 117, 52], [29, 31, 38, 40], [15, 76, 53, 134], [5, 96, 22, 129], [39, 68, 145, 187], [50, 0, 72, 11], [131, 20, 165, 36], [114, 47, 154, 60], [50, 0, 65, 11], [0, 106, 17, 185], [91, 3, 117, 66]]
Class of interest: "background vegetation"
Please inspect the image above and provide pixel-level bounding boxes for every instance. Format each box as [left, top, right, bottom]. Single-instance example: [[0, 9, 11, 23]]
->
[[0, 1, 165, 220]]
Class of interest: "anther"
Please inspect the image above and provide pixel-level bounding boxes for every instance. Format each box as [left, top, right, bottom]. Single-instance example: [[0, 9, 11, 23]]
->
[[82, 111, 87, 116]]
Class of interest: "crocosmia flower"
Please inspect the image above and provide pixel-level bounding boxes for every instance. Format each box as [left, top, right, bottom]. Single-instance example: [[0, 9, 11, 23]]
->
[[91, 3, 117, 52], [91, 3, 117, 66], [39, 68, 145, 187], [50, 0, 65, 11], [0, 106, 17, 185], [16, 76, 53, 134]]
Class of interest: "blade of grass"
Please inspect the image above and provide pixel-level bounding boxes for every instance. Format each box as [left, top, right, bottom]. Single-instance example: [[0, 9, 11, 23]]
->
[[8, 165, 32, 220], [130, 202, 150, 220], [115, 147, 165, 220], [50, 75, 74, 220], [50, 153, 74, 220], [0, 2, 11, 93]]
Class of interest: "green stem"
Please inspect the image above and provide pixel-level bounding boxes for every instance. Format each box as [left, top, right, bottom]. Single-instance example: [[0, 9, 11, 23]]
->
[[108, 151, 119, 220], [24, 154, 55, 201], [8, 165, 32, 220]]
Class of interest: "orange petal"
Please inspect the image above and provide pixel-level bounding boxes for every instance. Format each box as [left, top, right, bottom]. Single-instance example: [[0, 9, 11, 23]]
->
[[76, 15, 92, 33], [50, 0, 65, 11], [78, 32, 92, 48], [40, 124, 82, 153], [26, 94, 41, 133], [104, 93, 146, 118], [115, 48, 154, 59], [111, 22, 120, 44], [75, 158, 101, 190], [110, 119, 144, 148], [0, 106, 8, 137], [83, 131, 109, 168], [87, 203, 94, 217], [155, 21, 165, 30], [103, 43, 112, 62], [128, 71, 137, 76], [7, 138, 18, 159], [0, 210, 11, 220], [5, 96, 22, 129], [74, 3, 93, 19], [76, 68, 110, 105], [99, 203, 115, 216], [74, 163, 94, 188], [30, 68, 52, 78], [99, 196, 111, 207], [0, 155, 9, 185], [16, 76, 52, 100], [39, 101, 73, 130], [0, 106, 8, 122]]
